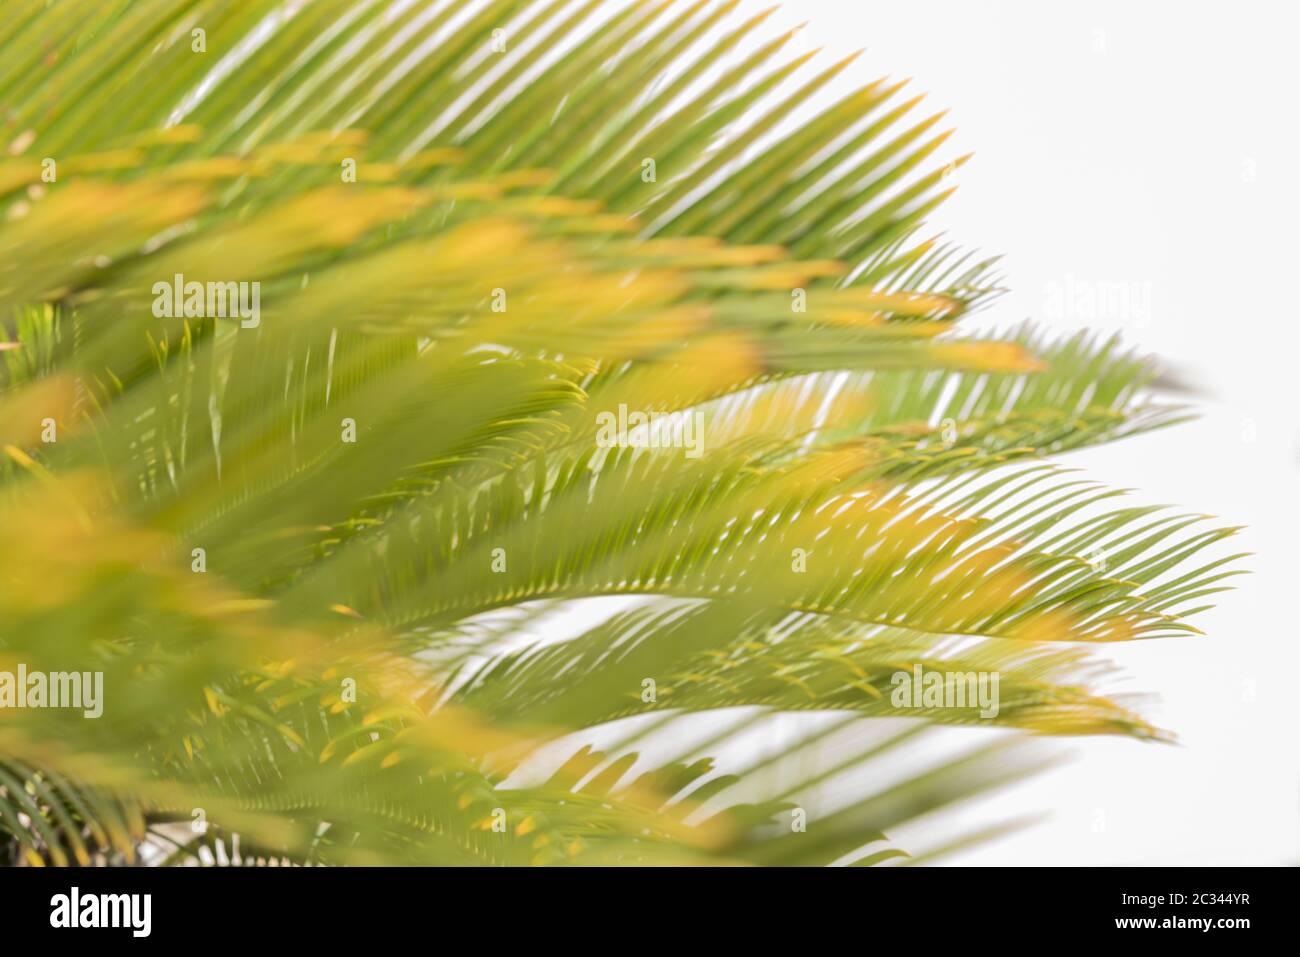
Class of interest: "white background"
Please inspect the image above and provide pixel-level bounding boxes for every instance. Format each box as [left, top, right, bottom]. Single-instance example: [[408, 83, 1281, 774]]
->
[[748, 0, 1300, 864]]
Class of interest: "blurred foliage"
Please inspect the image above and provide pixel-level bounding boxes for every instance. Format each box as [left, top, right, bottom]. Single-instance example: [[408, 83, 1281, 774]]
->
[[0, 0, 1243, 866]]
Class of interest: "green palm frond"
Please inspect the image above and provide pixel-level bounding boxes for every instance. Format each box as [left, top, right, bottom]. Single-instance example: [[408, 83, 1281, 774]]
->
[[0, 0, 1241, 867]]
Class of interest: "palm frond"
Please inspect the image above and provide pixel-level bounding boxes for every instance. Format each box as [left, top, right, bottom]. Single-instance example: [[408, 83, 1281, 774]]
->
[[0, 0, 1241, 866]]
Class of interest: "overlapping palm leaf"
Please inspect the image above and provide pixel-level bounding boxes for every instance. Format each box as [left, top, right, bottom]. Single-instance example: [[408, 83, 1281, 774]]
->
[[0, 0, 1242, 866]]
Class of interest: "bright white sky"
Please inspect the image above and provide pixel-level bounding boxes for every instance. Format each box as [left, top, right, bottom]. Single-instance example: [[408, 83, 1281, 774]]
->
[[743, 0, 1300, 864]]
